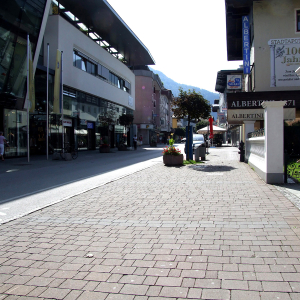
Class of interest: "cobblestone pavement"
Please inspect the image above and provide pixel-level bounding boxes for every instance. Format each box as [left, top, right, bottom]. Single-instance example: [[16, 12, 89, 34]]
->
[[0, 147, 300, 300]]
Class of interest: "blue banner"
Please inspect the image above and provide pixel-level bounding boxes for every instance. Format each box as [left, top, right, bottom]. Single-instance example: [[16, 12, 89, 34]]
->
[[242, 16, 250, 74]]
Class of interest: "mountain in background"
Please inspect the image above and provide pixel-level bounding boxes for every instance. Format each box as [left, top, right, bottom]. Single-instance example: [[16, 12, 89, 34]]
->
[[149, 67, 219, 106]]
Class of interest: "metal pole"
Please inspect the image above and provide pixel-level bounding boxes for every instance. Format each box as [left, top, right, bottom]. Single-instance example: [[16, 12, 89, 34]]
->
[[27, 34, 30, 163], [46, 43, 49, 160], [61, 51, 64, 153]]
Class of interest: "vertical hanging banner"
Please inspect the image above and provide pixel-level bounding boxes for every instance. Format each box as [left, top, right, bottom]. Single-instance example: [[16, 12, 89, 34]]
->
[[242, 15, 250, 74], [53, 50, 62, 114], [28, 38, 35, 112]]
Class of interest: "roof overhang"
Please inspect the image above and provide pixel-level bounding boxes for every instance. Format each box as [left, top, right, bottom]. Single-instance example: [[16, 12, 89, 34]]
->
[[225, 0, 253, 61], [58, 0, 155, 66], [215, 68, 243, 93]]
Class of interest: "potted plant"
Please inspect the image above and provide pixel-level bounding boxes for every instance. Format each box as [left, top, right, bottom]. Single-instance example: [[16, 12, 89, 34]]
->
[[99, 138, 110, 153], [162, 138, 183, 166]]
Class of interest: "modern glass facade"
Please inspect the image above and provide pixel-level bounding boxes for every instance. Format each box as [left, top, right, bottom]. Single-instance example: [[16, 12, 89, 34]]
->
[[1, 0, 135, 157], [0, 0, 46, 101], [0, 0, 48, 157]]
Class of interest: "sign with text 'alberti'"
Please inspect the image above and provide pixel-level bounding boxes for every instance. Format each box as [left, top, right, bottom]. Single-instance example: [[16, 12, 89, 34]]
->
[[242, 16, 250, 74]]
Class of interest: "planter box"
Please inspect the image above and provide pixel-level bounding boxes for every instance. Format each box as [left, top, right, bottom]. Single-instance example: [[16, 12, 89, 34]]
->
[[163, 154, 183, 166], [99, 146, 110, 153]]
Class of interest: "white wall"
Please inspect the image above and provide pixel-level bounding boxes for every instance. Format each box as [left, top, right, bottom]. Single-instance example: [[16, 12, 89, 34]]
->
[[44, 15, 135, 110], [254, 0, 300, 92]]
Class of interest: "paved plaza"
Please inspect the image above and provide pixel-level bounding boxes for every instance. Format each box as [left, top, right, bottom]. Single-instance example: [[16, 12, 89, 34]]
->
[[0, 147, 300, 299]]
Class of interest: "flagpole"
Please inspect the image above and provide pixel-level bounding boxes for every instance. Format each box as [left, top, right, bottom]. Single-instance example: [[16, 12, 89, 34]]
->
[[61, 51, 64, 153], [46, 43, 49, 160], [27, 34, 30, 163]]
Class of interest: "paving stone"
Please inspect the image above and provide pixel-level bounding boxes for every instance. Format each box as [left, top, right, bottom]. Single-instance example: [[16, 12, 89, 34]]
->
[[39, 287, 71, 299], [262, 281, 293, 292], [201, 288, 230, 300], [159, 286, 188, 298], [119, 284, 149, 296], [231, 290, 260, 300]]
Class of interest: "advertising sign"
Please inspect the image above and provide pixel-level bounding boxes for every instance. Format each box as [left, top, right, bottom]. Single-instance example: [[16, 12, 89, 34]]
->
[[227, 91, 299, 109], [87, 122, 94, 129], [227, 75, 242, 90], [63, 118, 72, 127], [140, 124, 153, 129], [218, 113, 226, 124], [268, 38, 300, 87], [228, 108, 295, 121], [242, 16, 251, 74]]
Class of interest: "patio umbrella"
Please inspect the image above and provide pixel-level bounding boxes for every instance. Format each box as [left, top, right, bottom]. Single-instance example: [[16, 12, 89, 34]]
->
[[196, 125, 227, 134]]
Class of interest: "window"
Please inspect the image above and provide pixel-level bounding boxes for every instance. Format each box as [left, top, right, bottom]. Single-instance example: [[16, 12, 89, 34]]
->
[[297, 10, 300, 32], [87, 61, 96, 75], [73, 49, 130, 94]]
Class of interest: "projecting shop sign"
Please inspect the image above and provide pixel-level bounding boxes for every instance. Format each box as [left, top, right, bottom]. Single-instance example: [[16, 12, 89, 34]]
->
[[242, 16, 250, 74], [227, 75, 242, 90]]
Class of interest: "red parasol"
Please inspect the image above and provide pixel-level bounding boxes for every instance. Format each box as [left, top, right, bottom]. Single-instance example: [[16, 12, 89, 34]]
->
[[209, 117, 214, 139]]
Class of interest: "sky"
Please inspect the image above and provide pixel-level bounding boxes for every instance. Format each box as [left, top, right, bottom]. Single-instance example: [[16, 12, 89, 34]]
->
[[107, 0, 242, 93]]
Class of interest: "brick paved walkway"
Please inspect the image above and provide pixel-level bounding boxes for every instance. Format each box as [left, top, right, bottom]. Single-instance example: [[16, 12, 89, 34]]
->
[[0, 147, 300, 299]]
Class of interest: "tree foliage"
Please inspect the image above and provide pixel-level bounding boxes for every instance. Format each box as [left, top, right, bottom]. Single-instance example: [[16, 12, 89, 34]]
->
[[119, 114, 134, 126], [172, 88, 211, 125], [196, 120, 209, 131], [172, 88, 211, 160], [174, 127, 186, 137]]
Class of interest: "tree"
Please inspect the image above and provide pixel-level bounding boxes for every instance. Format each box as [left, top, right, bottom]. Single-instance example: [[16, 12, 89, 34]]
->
[[119, 114, 134, 146], [196, 120, 209, 131], [119, 114, 134, 127], [174, 127, 186, 137], [172, 88, 211, 159]]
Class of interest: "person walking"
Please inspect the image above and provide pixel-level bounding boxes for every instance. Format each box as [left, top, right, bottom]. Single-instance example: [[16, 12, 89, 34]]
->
[[133, 134, 137, 150], [0, 131, 9, 161]]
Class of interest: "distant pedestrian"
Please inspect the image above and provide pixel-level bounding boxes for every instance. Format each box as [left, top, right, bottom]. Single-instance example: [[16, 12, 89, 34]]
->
[[0, 132, 9, 161], [133, 135, 137, 150]]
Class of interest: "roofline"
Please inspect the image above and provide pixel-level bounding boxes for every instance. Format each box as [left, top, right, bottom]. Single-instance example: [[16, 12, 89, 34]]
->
[[103, 0, 155, 65]]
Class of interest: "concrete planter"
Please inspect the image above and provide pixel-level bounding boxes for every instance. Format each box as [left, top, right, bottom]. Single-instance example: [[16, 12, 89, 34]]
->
[[99, 146, 110, 153], [163, 154, 183, 166]]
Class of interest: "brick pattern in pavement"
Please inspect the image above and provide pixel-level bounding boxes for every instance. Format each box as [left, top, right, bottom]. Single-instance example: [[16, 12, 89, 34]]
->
[[0, 147, 299, 299]]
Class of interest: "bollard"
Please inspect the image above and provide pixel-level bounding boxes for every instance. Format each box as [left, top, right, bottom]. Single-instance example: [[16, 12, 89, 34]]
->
[[195, 146, 206, 162], [195, 146, 200, 162], [239, 140, 245, 162]]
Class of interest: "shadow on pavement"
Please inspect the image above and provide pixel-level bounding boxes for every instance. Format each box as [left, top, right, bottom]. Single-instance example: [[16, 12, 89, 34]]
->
[[189, 164, 236, 172]]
